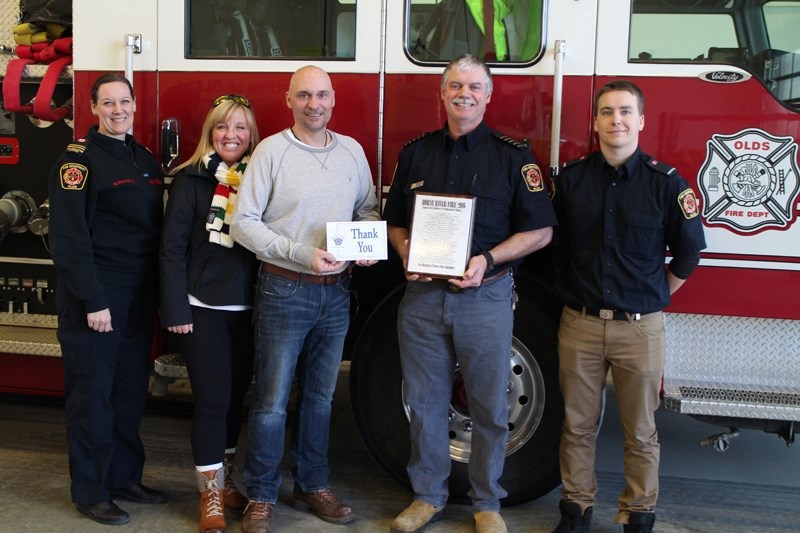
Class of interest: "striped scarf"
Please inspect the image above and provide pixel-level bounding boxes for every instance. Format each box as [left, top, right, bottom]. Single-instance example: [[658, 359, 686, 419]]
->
[[204, 152, 248, 248]]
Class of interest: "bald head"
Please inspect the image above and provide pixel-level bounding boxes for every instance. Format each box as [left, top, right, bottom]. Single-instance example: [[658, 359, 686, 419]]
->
[[286, 65, 336, 138], [289, 66, 333, 94]]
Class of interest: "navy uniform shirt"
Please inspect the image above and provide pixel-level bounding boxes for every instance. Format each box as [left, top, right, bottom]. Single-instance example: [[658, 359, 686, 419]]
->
[[49, 126, 164, 313], [383, 121, 557, 275], [552, 149, 706, 314]]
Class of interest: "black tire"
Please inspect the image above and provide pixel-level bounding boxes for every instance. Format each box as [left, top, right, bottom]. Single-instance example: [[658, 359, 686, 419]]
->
[[349, 277, 564, 506]]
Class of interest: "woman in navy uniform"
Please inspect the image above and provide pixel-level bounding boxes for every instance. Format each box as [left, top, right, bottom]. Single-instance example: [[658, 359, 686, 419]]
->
[[48, 73, 165, 526], [160, 94, 259, 533]]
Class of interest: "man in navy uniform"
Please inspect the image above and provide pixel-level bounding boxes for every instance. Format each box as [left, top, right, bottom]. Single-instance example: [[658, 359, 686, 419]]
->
[[551, 80, 706, 533], [384, 54, 557, 533]]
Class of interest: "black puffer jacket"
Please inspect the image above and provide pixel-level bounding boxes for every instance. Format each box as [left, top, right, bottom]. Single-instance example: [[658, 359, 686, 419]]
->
[[159, 164, 259, 327]]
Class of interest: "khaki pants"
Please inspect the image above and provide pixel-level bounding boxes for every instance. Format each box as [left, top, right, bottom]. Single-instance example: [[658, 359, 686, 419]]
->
[[557, 305, 665, 523]]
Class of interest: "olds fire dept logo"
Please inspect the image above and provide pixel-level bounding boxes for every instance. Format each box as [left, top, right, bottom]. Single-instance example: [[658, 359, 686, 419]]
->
[[698, 128, 800, 233]]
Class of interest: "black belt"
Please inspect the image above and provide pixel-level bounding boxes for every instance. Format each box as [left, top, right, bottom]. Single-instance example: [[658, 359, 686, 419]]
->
[[567, 303, 641, 321], [261, 262, 348, 286]]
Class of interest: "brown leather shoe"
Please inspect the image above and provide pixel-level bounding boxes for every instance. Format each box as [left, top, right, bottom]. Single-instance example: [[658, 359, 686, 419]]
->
[[223, 456, 248, 514], [197, 469, 226, 533], [242, 501, 273, 533], [291, 487, 355, 524]]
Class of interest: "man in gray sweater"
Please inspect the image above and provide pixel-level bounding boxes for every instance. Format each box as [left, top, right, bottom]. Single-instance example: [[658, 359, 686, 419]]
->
[[231, 65, 380, 533]]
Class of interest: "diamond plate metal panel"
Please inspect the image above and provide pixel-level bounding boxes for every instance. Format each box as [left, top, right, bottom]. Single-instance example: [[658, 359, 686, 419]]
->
[[0, 0, 22, 70], [154, 352, 189, 378], [663, 313, 800, 420], [0, 312, 57, 328], [0, 324, 60, 356], [665, 313, 800, 388], [1, 0, 70, 80], [663, 382, 800, 421]]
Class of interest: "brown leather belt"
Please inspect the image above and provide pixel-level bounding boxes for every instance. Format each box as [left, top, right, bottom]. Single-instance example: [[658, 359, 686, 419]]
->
[[440, 268, 510, 293], [261, 262, 347, 286], [482, 268, 510, 284]]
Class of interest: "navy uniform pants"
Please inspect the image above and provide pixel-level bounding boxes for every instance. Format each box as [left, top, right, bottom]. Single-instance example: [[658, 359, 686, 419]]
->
[[57, 281, 157, 505]]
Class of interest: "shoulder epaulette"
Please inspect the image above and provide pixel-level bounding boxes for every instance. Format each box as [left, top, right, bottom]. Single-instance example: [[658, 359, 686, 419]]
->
[[66, 137, 88, 154], [646, 157, 677, 176], [562, 152, 594, 169], [404, 131, 436, 147], [492, 132, 528, 150]]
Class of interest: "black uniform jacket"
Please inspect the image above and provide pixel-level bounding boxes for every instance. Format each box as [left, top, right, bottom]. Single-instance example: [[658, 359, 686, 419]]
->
[[383, 121, 557, 275], [159, 164, 259, 328], [48, 126, 163, 313], [552, 149, 707, 314]]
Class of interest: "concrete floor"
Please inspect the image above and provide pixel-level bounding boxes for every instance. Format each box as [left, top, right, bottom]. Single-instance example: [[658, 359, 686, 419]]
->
[[1, 364, 798, 533]]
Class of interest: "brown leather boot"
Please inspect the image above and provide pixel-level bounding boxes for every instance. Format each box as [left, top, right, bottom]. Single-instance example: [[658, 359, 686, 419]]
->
[[291, 486, 355, 524], [223, 453, 248, 514], [196, 469, 226, 533], [242, 501, 273, 533]]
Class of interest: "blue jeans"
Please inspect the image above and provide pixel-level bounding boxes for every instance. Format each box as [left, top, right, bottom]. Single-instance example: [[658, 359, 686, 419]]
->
[[244, 270, 350, 503], [397, 274, 514, 512]]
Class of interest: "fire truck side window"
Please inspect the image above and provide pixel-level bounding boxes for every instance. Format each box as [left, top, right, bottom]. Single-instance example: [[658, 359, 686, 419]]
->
[[761, 1, 800, 109], [407, 0, 544, 64], [630, 0, 800, 111], [186, 0, 357, 59]]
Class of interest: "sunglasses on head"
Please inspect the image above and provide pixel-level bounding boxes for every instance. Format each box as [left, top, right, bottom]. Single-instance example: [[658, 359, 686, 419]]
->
[[212, 94, 251, 109]]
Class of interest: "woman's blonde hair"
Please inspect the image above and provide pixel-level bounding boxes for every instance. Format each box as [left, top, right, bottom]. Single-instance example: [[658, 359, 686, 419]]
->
[[171, 97, 260, 175]]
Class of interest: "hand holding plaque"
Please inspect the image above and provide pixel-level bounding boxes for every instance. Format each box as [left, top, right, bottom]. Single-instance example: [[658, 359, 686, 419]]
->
[[406, 192, 476, 278]]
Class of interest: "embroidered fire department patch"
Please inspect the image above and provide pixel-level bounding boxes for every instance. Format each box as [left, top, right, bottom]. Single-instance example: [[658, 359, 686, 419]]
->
[[60, 163, 88, 190], [678, 188, 699, 219], [522, 163, 543, 192]]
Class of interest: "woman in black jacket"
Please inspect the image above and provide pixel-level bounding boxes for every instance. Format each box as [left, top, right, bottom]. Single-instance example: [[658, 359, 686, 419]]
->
[[159, 94, 259, 533]]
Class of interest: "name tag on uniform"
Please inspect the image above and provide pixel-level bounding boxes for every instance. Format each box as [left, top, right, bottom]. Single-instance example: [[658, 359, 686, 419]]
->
[[327, 221, 388, 261]]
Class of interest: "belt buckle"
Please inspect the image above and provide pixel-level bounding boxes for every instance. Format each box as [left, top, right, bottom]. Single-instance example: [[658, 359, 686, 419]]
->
[[447, 283, 462, 293], [599, 308, 614, 320]]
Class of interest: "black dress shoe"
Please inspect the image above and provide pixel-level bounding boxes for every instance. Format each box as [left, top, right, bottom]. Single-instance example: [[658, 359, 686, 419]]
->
[[76, 500, 130, 525], [110, 483, 167, 504]]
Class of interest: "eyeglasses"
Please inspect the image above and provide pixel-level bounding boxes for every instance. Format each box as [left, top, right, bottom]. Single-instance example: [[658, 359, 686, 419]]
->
[[212, 94, 251, 109]]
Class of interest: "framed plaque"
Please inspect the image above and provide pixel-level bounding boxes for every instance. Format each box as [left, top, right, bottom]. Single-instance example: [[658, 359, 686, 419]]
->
[[406, 192, 476, 278]]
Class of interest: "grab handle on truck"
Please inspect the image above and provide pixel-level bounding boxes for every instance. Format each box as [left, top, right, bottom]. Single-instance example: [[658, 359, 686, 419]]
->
[[549, 40, 566, 180], [161, 118, 180, 172]]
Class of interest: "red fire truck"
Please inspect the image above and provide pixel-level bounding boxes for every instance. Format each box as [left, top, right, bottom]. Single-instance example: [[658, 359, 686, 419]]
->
[[1, 0, 798, 505]]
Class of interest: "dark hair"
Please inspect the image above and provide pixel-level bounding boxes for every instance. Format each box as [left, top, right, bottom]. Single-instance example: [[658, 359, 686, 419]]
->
[[441, 54, 493, 96], [91, 73, 134, 104], [594, 80, 644, 115]]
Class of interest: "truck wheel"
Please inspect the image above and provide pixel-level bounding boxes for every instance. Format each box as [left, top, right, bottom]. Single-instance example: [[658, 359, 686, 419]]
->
[[350, 285, 563, 506]]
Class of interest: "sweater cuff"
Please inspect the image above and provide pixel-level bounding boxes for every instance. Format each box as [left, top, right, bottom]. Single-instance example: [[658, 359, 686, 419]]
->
[[293, 245, 317, 271]]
